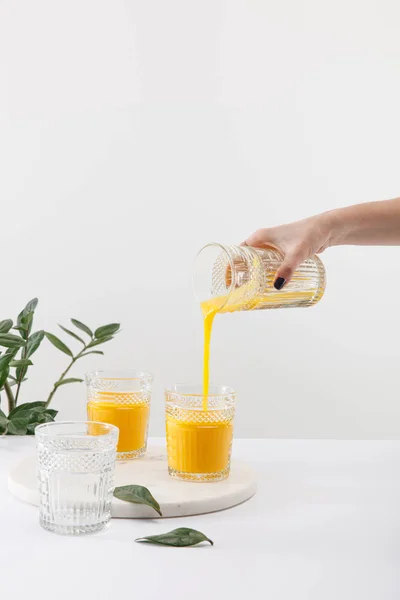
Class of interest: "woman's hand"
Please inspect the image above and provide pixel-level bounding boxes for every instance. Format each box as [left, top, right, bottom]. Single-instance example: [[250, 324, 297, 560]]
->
[[243, 214, 333, 289]]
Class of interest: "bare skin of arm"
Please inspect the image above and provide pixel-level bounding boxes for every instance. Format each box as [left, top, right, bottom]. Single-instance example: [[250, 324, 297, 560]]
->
[[244, 197, 400, 289]]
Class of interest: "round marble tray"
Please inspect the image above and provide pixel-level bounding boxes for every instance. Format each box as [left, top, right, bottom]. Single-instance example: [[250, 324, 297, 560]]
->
[[8, 446, 257, 518]]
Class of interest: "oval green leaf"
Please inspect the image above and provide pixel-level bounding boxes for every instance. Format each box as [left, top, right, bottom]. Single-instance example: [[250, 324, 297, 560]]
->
[[45, 333, 73, 357], [0, 349, 18, 370], [80, 351, 104, 357], [0, 334, 26, 348], [135, 528, 214, 547], [7, 417, 29, 435], [0, 320, 13, 334], [113, 485, 162, 516], [26, 331, 45, 358], [87, 336, 113, 349], [58, 324, 85, 345], [9, 359, 33, 367], [0, 366, 10, 390], [54, 378, 84, 387], [71, 319, 93, 338], [8, 401, 47, 419], [94, 323, 120, 339]]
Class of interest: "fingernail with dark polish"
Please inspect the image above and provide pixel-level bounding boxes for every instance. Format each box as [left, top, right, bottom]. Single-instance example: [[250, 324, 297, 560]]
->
[[274, 277, 286, 290]]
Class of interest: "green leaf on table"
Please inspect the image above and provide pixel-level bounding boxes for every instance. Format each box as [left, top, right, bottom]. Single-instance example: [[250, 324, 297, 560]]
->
[[113, 485, 162, 516], [44, 409, 58, 419], [26, 330, 45, 358], [7, 417, 29, 435], [71, 319, 93, 338], [8, 401, 47, 419], [45, 333, 73, 357], [0, 409, 8, 434], [135, 528, 214, 547], [54, 378, 83, 387], [87, 336, 113, 349], [0, 334, 26, 349], [58, 325, 85, 345], [0, 367, 9, 389], [94, 323, 120, 339], [9, 359, 33, 367], [80, 351, 104, 358], [0, 320, 13, 334]]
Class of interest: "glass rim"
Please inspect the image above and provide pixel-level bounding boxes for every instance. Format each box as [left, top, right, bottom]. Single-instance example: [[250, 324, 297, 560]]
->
[[35, 420, 119, 439], [85, 370, 153, 382], [165, 382, 236, 399], [192, 242, 235, 309]]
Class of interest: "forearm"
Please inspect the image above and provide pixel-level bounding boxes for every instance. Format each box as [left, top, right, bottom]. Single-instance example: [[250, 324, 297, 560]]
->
[[323, 197, 400, 247]]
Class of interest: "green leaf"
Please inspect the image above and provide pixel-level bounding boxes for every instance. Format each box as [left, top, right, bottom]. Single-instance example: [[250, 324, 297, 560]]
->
[[0, 349, 19, 370], [135, 528, 214, 547], [45, 332, 73, 357], [54, 378, 83, 387], [80, 351, 104, 358], [87, 336, 113, 349], [23, 298, 38, 314], [0, 409, 8, 434], [7, 417, 29, 435], [113, 485, 162, 516], [95, 323, 120, 339], [8, 401, 47, 419], [0, 367, 10, 390], [71, 319, 93, 338], [0, 334, 26, 348], [58, 324, 85, 345], [44, 409, 58, 419], [9, 359, 33, 367], [0, 320, 13, 334], [26, 330, 45, 358], [16, 299, 38, 339]]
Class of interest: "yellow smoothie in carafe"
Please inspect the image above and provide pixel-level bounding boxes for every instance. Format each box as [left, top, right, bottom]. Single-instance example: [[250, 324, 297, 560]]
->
[[87, 392, 150, 454]]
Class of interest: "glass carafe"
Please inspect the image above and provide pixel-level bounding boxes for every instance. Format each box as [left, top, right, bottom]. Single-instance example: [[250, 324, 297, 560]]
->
[[193, 243, 326, 313]]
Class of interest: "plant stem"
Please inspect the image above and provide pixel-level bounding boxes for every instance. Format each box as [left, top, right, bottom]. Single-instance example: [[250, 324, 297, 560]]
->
[[14, 345, 27, 406], [4, 380, 15, 413], [44, 347, 87, 408]]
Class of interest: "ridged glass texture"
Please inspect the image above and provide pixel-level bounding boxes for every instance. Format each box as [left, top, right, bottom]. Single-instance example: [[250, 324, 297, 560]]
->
[[194, 243, 326, 311], [36, 421, 118, 535]]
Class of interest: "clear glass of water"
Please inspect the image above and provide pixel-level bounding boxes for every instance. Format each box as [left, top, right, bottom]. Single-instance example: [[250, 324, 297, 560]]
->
[[36, 421, 119, 535]]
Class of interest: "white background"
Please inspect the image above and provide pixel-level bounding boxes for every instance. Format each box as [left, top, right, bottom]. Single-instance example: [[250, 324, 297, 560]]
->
[[1, 0, 400, 439]]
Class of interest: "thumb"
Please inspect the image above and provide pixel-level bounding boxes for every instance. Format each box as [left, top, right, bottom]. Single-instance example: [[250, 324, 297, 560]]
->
[[273, 247, 306, 290]]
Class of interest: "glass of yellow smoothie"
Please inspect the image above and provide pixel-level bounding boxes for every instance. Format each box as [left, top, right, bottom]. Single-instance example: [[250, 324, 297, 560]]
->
[[165, 384, 235, 482], [86, 370, 153, 461]]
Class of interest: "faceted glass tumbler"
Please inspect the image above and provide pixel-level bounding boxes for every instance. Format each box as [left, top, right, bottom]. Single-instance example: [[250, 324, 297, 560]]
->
[[165, 384, 235, 482], [193, 243, 326, 312], [86, 370, 153, 460], [36, 421, 118, 535]]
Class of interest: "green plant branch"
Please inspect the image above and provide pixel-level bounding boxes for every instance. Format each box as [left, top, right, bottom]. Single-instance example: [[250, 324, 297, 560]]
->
[[44, 346, 87, 409], [4, 380, 15, 413]]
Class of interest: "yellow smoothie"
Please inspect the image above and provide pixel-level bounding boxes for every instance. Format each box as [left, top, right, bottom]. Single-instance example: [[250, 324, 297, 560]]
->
[[166, 413, 233, 478], [87, 392, 150, 454]]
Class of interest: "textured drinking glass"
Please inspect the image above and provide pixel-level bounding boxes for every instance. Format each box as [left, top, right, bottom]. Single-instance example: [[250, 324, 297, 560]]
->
[[165, 384, 235, 482], [86, 370, 153, 460], [36, 421, 118, 535], [193, 243, 326, 312]]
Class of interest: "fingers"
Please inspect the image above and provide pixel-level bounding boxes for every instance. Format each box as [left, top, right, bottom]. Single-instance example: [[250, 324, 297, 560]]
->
[[274, 247, 306, 288]]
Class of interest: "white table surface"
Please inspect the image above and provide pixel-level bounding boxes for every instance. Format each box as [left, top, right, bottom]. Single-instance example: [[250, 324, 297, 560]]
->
[[1, 437, 400, 600]]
